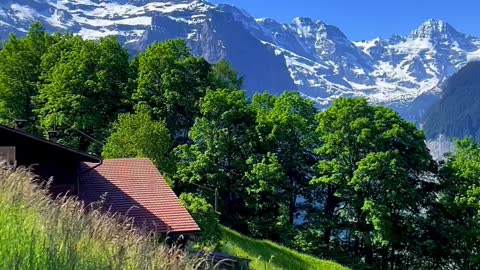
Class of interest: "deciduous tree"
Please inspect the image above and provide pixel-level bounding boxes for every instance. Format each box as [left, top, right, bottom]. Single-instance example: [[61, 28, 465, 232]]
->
[[175, 89, 257, 232], [36, 36, 130, 152], [312, 98, 435, 267], [133, 40, 211, 146], [252, 92, 318, 224], [0, 23, 55, 131], [102, 106, 173, 175]]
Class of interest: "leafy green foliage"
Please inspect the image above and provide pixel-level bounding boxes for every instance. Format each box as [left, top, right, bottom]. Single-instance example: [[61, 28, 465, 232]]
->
[[421, 138, 480, 269], [252, 92, 318, 225], [0, 23, 55, 131], [180, 193, 221, 251], [311, 98, 435, 268], [175, 89, 257, 231], [245, 153, 290, 240], [102, 106, 174, 175], [133, 40, 211, 146], [208, 60, 244, 90], [36, 36, 131, 152]]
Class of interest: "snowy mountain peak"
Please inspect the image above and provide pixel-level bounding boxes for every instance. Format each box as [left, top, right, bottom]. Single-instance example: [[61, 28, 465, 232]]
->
[[126, 0, 202, 5], [289, 17, 351, 47], [411, 19, 461, 39], [292, 17, 323, 26], [0, 1, 479, 122]]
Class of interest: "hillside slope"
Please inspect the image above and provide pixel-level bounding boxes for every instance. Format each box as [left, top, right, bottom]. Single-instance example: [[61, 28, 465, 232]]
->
[[219, 227, 348, 270]]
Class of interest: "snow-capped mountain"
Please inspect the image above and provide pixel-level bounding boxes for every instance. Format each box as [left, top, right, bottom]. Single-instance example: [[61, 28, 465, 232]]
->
[[1, 0, 480, 122], [255, 18, 480, 120]]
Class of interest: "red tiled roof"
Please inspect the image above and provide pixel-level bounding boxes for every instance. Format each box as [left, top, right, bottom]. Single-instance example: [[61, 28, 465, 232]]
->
[[79, 158, 200, 234]]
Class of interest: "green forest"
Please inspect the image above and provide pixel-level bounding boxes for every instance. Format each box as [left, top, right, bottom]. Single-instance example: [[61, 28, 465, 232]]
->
[[1, 23, 480, 270]]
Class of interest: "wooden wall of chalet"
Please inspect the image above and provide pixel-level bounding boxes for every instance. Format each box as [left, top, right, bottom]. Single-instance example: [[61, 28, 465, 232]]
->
[[0, 127, 99, 196]]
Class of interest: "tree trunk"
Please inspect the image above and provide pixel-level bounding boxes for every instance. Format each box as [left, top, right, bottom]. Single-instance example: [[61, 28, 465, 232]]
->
[[364, 233, 373, 266], [380, 246, 388, 270], [323, 185, 338, 252], [78, 133, 90, 152], [390, 246, 395, 270], [288, 175, 297, 224], [289, 191, 296, 224]]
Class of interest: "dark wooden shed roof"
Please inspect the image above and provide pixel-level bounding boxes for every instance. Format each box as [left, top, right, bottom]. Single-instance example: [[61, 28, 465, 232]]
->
[[79, 158, 200, 234], [0, 124, 101, 163]]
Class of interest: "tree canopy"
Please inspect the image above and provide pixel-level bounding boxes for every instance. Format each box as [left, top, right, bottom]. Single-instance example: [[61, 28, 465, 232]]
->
[[35, 35, 131, 152], [102, 106, 173, 175], [0, 23, 55, 132], [133, 40, 212, 146]]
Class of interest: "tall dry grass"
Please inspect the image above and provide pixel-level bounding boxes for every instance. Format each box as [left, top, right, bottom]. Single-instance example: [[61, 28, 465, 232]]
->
[[0, 166, 208, 270]]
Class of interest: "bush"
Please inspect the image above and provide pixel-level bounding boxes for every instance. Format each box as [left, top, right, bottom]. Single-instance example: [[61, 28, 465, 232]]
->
[[290, 229, 325, 256], [180, 193, 221, 251]]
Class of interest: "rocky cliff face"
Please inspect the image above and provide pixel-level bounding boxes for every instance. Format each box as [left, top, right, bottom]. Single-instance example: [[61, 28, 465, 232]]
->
[[1, 1, 480, 122]]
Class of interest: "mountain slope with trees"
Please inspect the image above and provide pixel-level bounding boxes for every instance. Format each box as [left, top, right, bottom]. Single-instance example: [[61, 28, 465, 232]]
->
[[424, 61, 480, 141]]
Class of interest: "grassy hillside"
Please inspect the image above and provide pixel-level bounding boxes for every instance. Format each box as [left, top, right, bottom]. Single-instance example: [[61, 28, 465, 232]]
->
[[219, 227, 348, 270], [0, 167, 202, 270]]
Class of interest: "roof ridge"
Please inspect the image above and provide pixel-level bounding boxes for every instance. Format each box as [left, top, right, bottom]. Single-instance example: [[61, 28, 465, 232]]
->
[[102, 157, 152, 161], [0, 124, 101, 163]]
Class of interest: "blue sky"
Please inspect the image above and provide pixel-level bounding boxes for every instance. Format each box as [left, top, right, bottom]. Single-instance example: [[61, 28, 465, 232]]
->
[[208, 0, 480, 41]]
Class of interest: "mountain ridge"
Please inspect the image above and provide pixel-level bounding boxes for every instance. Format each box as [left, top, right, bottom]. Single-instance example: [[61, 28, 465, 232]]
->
[[423, 61, 480, 158], [424, 61, 480, 140], [0, 0, 479, 121]]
